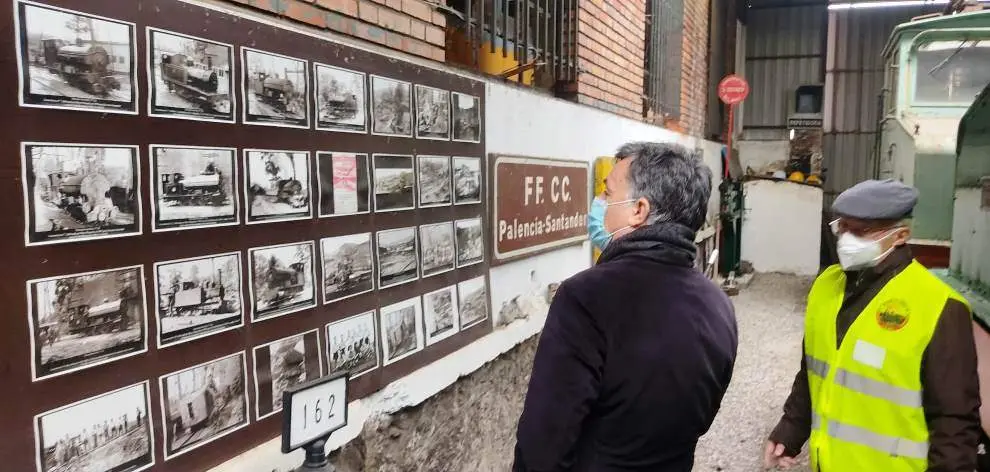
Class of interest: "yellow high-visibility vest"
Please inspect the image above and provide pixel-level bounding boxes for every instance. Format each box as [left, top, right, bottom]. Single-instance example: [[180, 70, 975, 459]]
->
[[804, 261, 971, 471]]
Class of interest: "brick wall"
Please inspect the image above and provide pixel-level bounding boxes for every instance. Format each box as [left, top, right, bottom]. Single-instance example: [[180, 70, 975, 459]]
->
[[574, 0, 647, 120], [677, 0, 711, 137], [221, 0, 447, 61]]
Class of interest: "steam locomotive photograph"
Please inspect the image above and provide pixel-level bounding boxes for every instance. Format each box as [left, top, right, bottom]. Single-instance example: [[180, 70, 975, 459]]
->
[[154, 252, 243, 348], [320, 233, 374, 304], [242, 47, 309, 128], [456, 217, 484, 267], [380, 296, 424, 366], [28, 265, 147, 381], [419, 222, 455, 277], [248, 241, 317, 321], [315, 63, 366, 133], [35, 382, 154, 472], [376, 227, 419, 289], [370, 75, 412, 137], [160, 352, 248, 460], [458, 276, 489, 330], [16, 1, 135, 114], [373, 154, 416, 212], [317, 152, 371, 217], [326, 311, 379, 379], [252, 329, 322, 420], [245, 150, 312, 223], [151, 146, 237, 232], [452, 92, 482, 143], [148, 28, 233, 122], [417, 155, 452, 207], [453, 156, 482, 205], [23, 143, 140, 246], [415, 84, 451, 140], [423, 285, 459, 346]]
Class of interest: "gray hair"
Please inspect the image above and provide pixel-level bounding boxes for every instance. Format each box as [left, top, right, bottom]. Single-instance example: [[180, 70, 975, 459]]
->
[[614, 141, 713, 232]]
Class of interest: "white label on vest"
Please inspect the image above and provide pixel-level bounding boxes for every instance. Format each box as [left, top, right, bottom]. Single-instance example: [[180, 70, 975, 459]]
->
[[853, 340, 886, 369]]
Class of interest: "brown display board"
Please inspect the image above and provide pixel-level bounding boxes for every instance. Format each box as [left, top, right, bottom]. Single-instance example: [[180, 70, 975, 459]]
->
[[0, 1, 490, 471], [490, 154, 590, 265]]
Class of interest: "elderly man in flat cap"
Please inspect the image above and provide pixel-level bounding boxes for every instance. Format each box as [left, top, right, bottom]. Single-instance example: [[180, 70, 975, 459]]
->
[[763, 179, 980, 472]]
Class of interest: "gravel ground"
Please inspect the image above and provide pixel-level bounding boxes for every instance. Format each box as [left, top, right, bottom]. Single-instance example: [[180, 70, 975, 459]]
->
[[694, 273, 814, 472]]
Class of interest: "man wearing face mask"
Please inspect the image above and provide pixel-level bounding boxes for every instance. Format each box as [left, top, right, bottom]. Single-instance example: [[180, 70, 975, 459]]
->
[[588, 194, 610, 251], [763, 179, 980, 472], [513, 142, 738, 472]]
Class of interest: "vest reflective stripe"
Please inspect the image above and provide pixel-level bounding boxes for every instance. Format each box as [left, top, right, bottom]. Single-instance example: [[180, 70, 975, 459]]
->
[[806, 354, 923, 408], [806, 355, 830, 378], [811, 413, 929, 459]]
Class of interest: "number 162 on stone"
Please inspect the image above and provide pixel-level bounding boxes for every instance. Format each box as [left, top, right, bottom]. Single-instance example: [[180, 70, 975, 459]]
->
[[282, 373, 349, 453]]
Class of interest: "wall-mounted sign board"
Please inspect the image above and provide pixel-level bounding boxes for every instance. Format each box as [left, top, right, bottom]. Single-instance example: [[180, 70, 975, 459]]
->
[[490, 155, 590, 264]]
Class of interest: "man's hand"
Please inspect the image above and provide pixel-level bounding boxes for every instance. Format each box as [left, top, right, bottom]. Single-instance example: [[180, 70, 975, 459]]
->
[[763, 441, 798, 469]]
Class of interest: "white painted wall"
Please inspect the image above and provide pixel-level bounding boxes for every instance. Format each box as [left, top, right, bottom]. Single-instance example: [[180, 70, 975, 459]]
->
[[741, 179, 824, 276], [737, 140, 790, 174]]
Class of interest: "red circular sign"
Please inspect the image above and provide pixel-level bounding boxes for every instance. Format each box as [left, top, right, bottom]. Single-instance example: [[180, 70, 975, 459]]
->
[[718, 75, 750, 105]]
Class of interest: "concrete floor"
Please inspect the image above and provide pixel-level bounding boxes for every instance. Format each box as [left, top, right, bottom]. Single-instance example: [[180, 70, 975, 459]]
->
[[694, 273, 813, 471]]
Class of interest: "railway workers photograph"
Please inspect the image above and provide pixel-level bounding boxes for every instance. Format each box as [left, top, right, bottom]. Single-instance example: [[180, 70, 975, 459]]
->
[[320, 233, 374, 304], [150, 145, 238, 232], [455, 217, 484, 267], [373, 154, 416, 212], [315, 63, 367, 133], [380, 296, 424, 366], [452, 156, 482, 205], [245, 150, 312, 223], [452, 92, 482, 143], [15, 1, 137, 114], [370, 75, 413, 137], [242, 47, 309, 128], [419, 222, 455, 277], [326, 311, 379, 378], [376, 227, 419, 289], [27, 265, 147, 381], [252, 329, 322, 420], [423, 285, 459, 346], [458, 276, 489, 330], [159, 352, 249, 460], [248, 241, 317, 321], [414, 84, 451, 140], [34, 381, 154, 472], [317, 152, 370, 217], [22, 143, 141, 246], [417, 155, 452, 207], [153, 252, 243, 348], [147, 28, 233, 122]]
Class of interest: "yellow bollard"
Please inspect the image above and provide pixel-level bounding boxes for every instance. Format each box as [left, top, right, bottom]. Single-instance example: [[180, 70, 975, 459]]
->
[[592, 157, 615, 263]]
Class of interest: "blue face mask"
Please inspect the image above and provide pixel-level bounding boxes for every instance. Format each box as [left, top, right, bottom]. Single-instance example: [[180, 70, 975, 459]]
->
[[588, 197, 610, 250]]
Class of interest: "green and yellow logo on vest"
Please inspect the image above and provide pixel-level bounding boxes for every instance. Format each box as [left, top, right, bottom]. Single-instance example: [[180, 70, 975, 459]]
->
[[876, 299, 910, 331]]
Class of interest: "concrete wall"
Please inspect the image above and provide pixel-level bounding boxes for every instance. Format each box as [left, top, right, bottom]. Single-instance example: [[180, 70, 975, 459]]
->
[[741, 179, 823, 276]]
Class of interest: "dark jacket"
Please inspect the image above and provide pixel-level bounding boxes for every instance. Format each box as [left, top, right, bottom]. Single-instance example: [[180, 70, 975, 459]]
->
[[769, 245, 982, 471], [512, 223, 739, 472]]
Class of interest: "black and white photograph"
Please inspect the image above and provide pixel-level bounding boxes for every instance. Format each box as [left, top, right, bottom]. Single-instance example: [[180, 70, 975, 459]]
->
[[423, 285, 459, 346], [418, 222, 455, 277], [245, 150, 312, 223], [28, 266, 147, 382], [159, 352, 248, 460], [154, 252, 243, 348], [249, 241, 317, 321], [34, 381, 154, 472], [373, 154, 416, 212], [455, 217, 484, 267], [452, 92, 482, 143], [414, 84, 450, 140], [252, 329, 322, 420], [317, 152, 370, 217], [417, 155, 451, 207], [326, 311, 379, 379], [376, 227, 419, 289], [452, 156, 482, 205], [458, 276, 489, 330], [370, 75, 412, 137], [315, 63, 366, 133], [380, 296, 424, 366], [22, 143, 141, 246], [321, 233, 374, 304], [151, 145, 238, 232], [147, 28, 234, 122], [242, 47, 309, 128], [15, 1, 138, 114]]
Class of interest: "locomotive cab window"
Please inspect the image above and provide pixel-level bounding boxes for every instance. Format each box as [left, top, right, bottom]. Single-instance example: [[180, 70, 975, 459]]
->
[[912, 39, 990, 106]]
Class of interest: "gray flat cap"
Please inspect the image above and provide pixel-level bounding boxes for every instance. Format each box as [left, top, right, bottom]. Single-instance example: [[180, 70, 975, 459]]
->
[[831, 179, 919, 220]]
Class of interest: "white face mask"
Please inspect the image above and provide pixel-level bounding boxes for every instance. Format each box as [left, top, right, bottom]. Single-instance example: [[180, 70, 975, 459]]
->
[[836, 229, 900, 271]]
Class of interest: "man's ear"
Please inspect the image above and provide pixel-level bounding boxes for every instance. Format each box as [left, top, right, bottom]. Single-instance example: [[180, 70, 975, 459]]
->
[[628, 197, 650, 226], [892, 226, 912, 247]]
